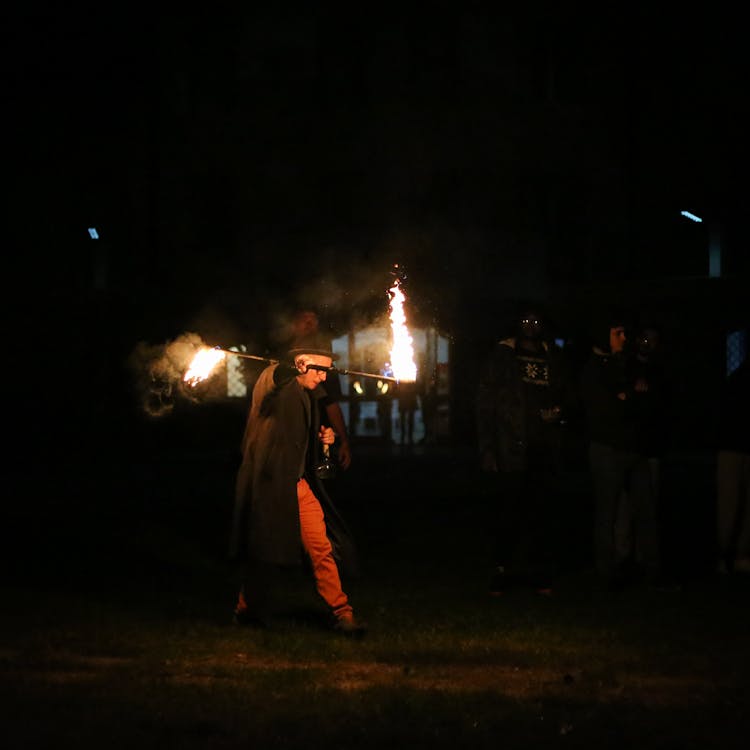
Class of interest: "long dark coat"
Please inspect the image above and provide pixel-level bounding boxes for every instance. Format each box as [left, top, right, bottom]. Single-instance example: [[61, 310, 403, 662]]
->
[[229, 363, 358, 575]]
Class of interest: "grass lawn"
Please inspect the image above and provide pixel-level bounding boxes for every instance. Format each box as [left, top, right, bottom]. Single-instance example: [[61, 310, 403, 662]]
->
[[3, 441, 749, 749]]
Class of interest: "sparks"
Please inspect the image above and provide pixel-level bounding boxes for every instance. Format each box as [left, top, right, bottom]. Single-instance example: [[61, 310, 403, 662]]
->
[[183, 347, 226, 386], [388, 278, 417, 382]]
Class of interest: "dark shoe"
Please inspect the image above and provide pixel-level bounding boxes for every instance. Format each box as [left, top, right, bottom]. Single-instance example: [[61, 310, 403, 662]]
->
[[333, 615, 367, 638], [644, 573, 682, 592], [232, 608, 268, 629], [528, 568, 555, 596], [489, 566, 508, 597], [605, 570, 628, 592], [607, 560, 638, 592]]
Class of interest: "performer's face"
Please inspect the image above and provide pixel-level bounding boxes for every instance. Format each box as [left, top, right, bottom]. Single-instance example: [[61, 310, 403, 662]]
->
[[295, 354, 333, 390]]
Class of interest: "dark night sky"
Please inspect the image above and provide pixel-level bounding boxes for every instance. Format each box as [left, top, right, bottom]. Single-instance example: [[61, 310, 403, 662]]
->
[[10, 7, 748, 383], [2, 3, 747, 533]]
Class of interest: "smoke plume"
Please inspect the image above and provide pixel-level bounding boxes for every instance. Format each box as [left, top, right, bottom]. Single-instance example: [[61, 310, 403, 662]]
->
[[128, 332, 215, 417]]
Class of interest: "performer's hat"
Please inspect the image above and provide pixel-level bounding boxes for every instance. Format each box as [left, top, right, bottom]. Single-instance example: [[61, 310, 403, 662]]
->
[[286, 332, 339, 361]]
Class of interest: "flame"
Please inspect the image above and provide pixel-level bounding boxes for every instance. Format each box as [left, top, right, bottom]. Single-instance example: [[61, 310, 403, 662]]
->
[[183, 347, 226, 386], [388, 278, 417, 382]]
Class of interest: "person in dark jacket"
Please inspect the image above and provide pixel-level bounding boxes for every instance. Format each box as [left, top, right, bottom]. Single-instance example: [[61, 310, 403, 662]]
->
[[616, 324, 672, 577], [579, 311, 660, 589], [715, 355, 750, 575], [476, 306, 568, 594], [230, 332, 364, 636]]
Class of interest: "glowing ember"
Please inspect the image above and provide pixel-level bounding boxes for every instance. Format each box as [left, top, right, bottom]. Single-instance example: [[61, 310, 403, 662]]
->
[[184, 347, 226, 386], [388, 279, 417, 382]]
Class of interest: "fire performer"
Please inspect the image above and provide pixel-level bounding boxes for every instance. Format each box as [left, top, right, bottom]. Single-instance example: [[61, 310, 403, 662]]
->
[[283, 308, 352, 471], [229, 332, 365, 636]]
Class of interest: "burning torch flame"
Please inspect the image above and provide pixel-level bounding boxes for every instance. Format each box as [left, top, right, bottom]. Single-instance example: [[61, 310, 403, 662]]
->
[[183, 347, 226, 386], [388, 278, 417, 382]]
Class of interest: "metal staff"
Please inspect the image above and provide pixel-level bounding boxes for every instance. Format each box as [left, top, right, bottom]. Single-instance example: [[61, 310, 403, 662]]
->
[[330, 365, 398, 383], [215, 348, 400, 382], [216, 348, 279, 365]]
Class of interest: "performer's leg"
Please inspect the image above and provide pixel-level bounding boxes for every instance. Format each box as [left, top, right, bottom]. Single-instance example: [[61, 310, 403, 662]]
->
[[297, 478, 353, 620]]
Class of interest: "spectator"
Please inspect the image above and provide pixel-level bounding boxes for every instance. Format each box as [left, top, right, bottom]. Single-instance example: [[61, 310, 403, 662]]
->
[[616, 323, 672, 582], [579, 309, 661, 589], [396, 379, 419, 447], [476, 305, 568, 595], [419, 368, 439, 445], [715, 355, 750, 575]]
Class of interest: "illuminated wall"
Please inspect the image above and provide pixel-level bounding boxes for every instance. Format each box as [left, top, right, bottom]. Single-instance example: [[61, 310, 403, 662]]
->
[[332, 325, 451, 443]]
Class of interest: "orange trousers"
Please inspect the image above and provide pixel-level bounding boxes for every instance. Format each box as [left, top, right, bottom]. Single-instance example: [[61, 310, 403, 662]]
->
[[297, 478, 352, 619], [237, 478, 352, 620]]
